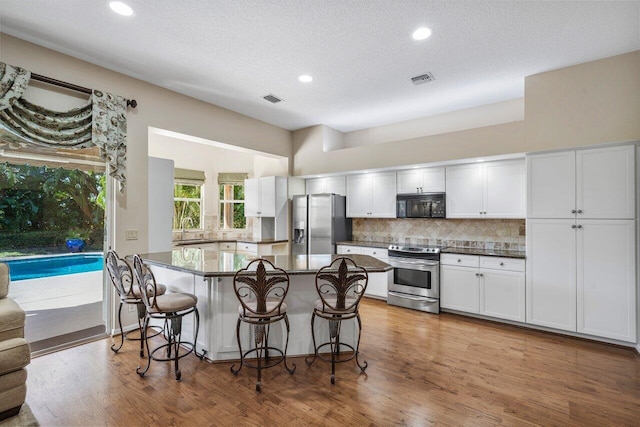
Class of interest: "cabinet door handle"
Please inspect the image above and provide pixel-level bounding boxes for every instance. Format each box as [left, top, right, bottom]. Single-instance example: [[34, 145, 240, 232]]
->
[[475, 273, 479, 277], [571, 209, 577, 214], [571, 225, 577, 229], [577, 209, 583, 214], [577, 224, 583, 229], [457, 259, 462, 263], [499, 262, 504, 266], [416, 187, 420, 192]]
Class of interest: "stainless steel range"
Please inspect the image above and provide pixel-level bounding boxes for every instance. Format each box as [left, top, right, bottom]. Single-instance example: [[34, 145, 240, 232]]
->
[[387, 244, 441, 314]]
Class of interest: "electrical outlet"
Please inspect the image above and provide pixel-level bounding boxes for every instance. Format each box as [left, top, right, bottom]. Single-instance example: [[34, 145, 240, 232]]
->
[[125, 229, 138, 240]]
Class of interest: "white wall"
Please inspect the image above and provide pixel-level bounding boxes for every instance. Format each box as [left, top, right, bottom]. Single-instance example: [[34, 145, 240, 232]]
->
[[148, 132, 288, 235], [1, 33, 292, 257]]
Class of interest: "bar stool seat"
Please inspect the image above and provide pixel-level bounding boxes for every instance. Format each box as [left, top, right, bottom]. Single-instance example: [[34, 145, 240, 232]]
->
[[238, 300, 288, 317], [148, 293, 197, 313], [230, 258, 295, 392]]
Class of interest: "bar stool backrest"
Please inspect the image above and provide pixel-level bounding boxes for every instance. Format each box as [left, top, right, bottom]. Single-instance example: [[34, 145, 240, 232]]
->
[[106, 250, 135, 301], [315, 257, 368, 312], [132, 254, 160, 312], [233, 258, 290, 317]]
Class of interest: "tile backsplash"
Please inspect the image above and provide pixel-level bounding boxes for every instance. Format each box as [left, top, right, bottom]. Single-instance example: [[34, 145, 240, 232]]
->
[[352, 218, 525, 251]]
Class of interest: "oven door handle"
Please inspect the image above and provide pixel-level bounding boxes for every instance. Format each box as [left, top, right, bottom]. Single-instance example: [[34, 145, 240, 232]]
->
[[390, 259, 439, 267], [388, 291, 438, 303]]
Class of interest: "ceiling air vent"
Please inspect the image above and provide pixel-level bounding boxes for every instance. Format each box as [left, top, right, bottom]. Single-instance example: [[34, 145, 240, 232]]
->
[[263, 94, 283, 104], [410, 72, 435, 85]]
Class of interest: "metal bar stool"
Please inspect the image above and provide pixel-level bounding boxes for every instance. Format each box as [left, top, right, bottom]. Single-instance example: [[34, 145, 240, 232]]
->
[[132, 254, 202, 380], [230, 258, 296, 392], [105, 250, 166, 357], [305, 257, 369, 384]]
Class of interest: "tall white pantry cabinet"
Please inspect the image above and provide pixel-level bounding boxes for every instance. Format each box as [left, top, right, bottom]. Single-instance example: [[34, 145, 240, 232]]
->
[[526, 144, 636, 343]]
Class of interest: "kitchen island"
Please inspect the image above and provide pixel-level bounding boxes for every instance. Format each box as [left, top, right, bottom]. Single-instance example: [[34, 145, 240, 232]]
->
[[136, 249, 391, 362]]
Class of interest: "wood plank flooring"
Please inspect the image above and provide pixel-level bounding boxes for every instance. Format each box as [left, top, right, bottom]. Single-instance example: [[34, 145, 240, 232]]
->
[[25, 298, 639, 426]]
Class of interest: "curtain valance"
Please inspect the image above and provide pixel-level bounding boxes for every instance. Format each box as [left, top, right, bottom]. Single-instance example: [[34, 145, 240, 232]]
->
[[0, 62, 128, 189], [218, 172, 248, 185]]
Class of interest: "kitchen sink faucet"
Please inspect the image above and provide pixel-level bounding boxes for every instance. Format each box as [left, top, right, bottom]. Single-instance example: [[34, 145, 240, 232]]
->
[[180, 217, 194, 240]]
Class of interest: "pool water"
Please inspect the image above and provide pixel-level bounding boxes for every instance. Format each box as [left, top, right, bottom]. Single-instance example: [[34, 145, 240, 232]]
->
[[4, 253, 104, 281]]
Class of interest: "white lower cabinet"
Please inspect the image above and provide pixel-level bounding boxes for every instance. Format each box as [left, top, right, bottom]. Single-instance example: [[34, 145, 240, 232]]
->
[[526, 219, 636, 342], [336, 245, 362, 256], [441, 254, 525, 322], [480, 269, 526, 322], [440, 264, 480, 313], [337, 245, 389, 299]]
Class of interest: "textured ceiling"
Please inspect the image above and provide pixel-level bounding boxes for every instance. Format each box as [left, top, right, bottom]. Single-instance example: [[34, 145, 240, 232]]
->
[[1, 1, 638, 132]]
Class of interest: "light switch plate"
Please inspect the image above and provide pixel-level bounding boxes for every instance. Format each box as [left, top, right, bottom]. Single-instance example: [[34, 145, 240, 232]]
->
[[125, 229, 138, 240]]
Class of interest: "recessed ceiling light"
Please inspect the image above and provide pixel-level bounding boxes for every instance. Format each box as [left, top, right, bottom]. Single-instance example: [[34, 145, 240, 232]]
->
[[412, 27, 432, 41], [298, 75, 313, 83], [109, 1, 134, 16]]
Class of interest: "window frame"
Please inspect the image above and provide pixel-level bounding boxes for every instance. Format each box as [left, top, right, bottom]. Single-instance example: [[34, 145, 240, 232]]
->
[[173, 180, 204, 231], [218, 182, 245, 230]]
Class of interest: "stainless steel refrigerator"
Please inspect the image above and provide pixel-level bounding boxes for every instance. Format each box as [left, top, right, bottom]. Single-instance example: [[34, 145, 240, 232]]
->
[[291, 194, 352, 255]]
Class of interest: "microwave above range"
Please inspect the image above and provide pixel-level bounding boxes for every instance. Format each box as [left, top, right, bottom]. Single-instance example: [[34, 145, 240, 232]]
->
[[396, 193, 446, 218]]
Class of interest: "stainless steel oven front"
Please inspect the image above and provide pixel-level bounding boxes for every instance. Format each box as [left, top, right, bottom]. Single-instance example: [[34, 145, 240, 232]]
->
[[387, 246, 440, 314]]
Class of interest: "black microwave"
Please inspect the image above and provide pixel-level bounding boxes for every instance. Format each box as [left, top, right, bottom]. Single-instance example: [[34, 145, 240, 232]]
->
[[396, 193, 446, 218]]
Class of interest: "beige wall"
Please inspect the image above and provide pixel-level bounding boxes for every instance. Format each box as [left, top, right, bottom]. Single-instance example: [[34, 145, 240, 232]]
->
[[293, 51, 640, 176], [1, 33, 291, 255]]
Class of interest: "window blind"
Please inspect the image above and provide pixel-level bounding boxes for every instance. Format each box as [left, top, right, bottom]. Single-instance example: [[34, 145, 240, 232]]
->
[[174, 168, 206, 184], [217, 172, 248, 185]]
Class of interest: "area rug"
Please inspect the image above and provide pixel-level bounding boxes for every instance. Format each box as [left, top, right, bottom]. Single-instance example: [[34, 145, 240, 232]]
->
[[0, 404, 39, 427]]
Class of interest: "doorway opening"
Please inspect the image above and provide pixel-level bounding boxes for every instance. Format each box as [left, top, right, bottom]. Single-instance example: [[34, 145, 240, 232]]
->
[[0, 155, 108, 353]]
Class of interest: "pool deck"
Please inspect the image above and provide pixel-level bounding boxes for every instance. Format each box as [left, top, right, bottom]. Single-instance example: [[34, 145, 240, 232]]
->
[[9, 271, 104, 343]]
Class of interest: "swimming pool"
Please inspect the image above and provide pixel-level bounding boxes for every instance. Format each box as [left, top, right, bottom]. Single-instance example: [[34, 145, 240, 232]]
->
[[3, 253, 104, 281]]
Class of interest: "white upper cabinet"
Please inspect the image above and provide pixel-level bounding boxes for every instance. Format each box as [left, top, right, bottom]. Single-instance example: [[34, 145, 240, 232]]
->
[[244, 176, 287, 218], [446, 159, 525, 218], [527, 145, 635, 219], [346, 172, 396, 218], [526, 151, 575, 218], [305, 176, 346, 196], [396, 167, 445, 194], [445, 163, 483, 218], [576, 145, 635, 219], [483, 160, 526, 218]]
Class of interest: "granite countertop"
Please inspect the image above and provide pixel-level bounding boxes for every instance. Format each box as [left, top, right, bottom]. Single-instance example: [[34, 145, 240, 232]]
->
[[336, 241, 392, 249], [174, 238, 288, 246], [441, 247, 526, 259], [336, 240, 525, 259], [136, 249, 391, 278], [237, 238, 288, 244]]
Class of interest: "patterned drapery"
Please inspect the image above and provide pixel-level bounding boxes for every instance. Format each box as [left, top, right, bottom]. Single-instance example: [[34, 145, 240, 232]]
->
[[92, 90, 127, 186], [0, 62, 128, 189]]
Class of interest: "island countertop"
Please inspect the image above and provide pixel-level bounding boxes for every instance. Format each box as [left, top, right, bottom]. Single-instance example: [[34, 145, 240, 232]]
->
[[135, 249, 392, 278]]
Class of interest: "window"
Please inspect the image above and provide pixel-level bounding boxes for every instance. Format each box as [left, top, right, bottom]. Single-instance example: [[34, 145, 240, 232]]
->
[[218, 172, 248, 229], [219, 183, 245, 229], [173, 182, 203, 230]]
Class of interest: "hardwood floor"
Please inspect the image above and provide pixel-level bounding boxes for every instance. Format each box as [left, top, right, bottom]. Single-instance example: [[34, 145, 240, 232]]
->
[[26, 298, 639, 426]]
